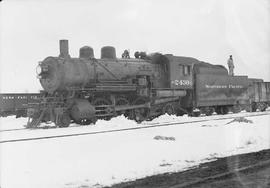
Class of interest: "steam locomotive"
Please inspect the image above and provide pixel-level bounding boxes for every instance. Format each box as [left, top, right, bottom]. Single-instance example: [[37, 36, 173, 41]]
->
[[26, 40, 270, 128]]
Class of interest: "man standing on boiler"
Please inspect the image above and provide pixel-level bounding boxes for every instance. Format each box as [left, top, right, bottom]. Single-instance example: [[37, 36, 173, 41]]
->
[[227, 55, 234, 76]]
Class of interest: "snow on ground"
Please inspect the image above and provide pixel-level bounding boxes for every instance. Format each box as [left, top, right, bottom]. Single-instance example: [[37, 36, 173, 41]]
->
[[0, 113, 270, 188]]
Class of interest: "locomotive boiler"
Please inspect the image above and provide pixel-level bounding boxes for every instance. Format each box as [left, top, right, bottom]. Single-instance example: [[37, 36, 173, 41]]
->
[[26, 39, 270, 128], [38, 40, 160, 93]]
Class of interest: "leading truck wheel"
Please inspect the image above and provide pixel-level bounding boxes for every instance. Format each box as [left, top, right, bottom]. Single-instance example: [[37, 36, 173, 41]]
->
[[131, 98, 150, 123], [76, 118, 96, 125], [57, 113, 71, 128]]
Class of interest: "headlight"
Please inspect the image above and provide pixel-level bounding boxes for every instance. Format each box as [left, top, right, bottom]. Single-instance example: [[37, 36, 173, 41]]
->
[[36, 64, 49, 79], [36, 65, 42, 75]]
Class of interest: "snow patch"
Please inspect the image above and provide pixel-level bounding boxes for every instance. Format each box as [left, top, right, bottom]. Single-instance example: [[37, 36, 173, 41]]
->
[[0, 113, 270, 188]]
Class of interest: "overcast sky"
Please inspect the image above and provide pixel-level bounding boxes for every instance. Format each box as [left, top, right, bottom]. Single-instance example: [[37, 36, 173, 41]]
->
[[0, 0, 269, 92]]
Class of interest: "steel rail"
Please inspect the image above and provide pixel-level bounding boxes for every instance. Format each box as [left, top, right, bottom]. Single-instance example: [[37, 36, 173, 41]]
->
[[1, 111, 269, 144], [1, 110, 269, 133], [169, 159, 270, 188], [0, 128, 26, 133]]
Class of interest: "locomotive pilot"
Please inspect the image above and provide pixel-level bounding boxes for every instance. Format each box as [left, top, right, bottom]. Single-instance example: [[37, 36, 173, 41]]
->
[[227, 55, 234, 76]]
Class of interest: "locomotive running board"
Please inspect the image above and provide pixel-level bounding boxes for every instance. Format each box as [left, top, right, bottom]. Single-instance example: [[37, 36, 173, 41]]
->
[[115, 103, 151, 111], [67, 84, 137, 92]]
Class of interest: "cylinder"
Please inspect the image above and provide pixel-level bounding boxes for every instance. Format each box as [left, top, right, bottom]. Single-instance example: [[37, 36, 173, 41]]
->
[[79, 46, 94, 59], [101, 46, 116, 59], [70, 99, 96, 121], [59, 39, 70, 58]]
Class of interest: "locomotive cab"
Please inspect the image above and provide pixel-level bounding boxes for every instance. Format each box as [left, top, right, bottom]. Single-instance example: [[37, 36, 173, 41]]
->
[[165, 55, 197, 90]]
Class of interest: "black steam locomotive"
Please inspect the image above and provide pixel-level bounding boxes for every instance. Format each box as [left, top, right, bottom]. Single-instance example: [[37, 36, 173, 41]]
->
[[26, 40, 270, 128]]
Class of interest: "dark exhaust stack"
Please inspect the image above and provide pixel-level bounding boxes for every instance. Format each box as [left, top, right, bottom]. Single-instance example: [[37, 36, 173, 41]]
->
[[59, 39, 70, 58]]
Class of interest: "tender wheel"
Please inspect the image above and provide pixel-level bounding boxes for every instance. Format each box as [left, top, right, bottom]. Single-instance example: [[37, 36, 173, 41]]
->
[[232, 105, 241, 113], [162, 104, 175, 115], [223, 106, 229, 114], [192, 111, 201, 117], [205, 109, 213, 116], [216, 107, 222, 114], [221, 106, 229, 114], [202, 107, 214, 116], [216, 106, 229, 115], [251, 102, 257, 112], [257, 103, 267, 112], [176, 107, 188, 116]]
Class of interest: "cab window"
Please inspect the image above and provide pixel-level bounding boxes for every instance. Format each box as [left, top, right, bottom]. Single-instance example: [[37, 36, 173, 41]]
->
[[179, 65, 183, 76], [183, 65, 191, 76]]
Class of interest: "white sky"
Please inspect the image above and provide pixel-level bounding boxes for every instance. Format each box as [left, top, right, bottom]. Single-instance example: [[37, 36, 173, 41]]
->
[[0, 0, 269, 92]]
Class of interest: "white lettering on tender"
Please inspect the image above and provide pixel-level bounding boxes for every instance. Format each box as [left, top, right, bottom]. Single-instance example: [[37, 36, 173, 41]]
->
[[172, 80, 192, 86], [205, 85, 227, 89], [228, 84, 243, 88], [205, 84, 244, 89]]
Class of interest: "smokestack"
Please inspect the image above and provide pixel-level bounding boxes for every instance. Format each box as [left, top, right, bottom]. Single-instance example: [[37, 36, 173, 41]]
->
[[59, 39, 70, 58]]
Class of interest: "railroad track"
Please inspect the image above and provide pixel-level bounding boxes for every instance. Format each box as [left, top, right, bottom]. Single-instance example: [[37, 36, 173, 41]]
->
[[1, 110, 269, 134], [1, 111, 269, 144], [110, 149, 270, 188], [170, 159, 270, 188], [144, 110, 270, 125], [0, 123, 83, 133], [0, 127, 26, 133]]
